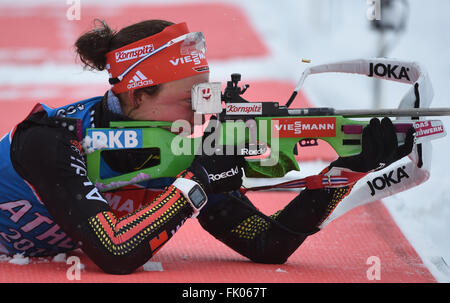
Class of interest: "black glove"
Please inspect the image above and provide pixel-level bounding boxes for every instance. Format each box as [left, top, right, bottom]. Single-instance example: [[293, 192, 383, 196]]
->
[[188, 117, 245, 194], [330, 117, 415, 173], [189, 154, 245, 194]]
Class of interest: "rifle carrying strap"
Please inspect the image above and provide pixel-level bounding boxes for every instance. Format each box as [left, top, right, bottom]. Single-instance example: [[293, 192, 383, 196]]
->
[[240, 167, 368, 193]]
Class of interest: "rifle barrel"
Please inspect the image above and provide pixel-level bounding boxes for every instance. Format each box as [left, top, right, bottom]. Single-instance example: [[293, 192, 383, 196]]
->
[[333, 108, 450, 118]]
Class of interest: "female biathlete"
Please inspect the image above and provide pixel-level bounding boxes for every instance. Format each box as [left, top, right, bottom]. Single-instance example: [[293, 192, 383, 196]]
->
[[0, 19, 414, 274]]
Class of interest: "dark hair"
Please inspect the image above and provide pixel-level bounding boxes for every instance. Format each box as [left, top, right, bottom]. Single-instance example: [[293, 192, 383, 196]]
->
[[75, 19, 174, 96]]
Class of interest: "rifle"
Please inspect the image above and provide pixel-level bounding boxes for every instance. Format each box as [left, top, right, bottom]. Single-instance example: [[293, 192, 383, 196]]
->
[[85, 58, 450, 195]]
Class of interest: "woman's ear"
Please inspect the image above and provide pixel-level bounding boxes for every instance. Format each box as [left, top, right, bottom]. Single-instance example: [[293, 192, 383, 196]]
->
[[128, 89, 142, 109], [130, 89, 153, 109]]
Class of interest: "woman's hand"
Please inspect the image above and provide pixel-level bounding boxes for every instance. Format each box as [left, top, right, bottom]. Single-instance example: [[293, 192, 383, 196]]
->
[[330, 117, 415, 172]]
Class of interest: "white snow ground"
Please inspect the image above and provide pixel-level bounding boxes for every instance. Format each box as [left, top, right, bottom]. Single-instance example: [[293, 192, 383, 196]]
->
[[0, 0, 449, 282]]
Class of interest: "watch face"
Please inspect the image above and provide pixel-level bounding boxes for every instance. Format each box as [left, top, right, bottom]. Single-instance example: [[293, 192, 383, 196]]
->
[[189, 185, 207, 208]]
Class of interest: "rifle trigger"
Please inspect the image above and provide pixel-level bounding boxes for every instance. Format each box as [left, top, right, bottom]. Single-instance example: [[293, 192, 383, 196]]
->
[[293, 144, 298, 155]]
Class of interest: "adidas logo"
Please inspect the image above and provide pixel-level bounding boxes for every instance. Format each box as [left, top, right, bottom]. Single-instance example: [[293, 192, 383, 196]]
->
[[127, 70, 153, 89]]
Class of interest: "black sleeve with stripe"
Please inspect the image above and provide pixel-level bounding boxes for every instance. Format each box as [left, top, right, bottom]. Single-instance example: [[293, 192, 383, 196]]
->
[[10, 114, 195, 274]]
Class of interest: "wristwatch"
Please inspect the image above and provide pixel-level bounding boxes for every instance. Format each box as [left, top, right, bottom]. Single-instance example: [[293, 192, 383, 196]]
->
[[172, 178, 208, 218]]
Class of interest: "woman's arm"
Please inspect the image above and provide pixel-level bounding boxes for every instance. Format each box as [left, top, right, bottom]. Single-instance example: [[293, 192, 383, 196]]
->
[[11, 115, 195, 274]]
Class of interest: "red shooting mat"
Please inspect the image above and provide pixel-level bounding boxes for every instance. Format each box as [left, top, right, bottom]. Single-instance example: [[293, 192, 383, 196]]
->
[[0, 193, 434, 283], [0, 2, 435, 283]]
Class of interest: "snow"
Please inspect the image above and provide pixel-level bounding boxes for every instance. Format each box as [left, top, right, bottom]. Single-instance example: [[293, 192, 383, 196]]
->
[[8, 253, 29, 265], [143, 261, 164, 272], [52, 253, 67, 263], [0, 0, 449, 282], [0, 254, 12, 262]]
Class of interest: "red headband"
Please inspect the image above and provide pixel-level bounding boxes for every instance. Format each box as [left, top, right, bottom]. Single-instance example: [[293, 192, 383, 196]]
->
[[105, 22, 209, 94]]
